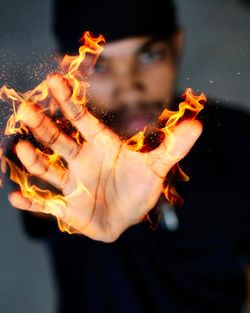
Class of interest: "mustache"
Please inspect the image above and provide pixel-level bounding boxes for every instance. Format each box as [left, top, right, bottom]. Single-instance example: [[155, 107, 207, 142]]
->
[[113, 101, 163, 115], [96, 101, 164, 126]]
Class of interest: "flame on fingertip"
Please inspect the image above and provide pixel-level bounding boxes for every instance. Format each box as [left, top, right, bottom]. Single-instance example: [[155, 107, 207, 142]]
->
[[61, 31, 105, 105], [160, 88, 206, 134], [126, 88, 206, 207], [161, 89, 206, 207]]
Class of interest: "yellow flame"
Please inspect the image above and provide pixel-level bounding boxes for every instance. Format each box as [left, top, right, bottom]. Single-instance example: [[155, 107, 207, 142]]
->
[[125, 88, 206, 206], [161, 88, 205, 134], [0, 32, 104, 138], [71, 130, 82, 146], [62, 31, 105, 105], [2, 156, 66, 216], [126, 128, 146, 151], [161, 89, 205, 207]]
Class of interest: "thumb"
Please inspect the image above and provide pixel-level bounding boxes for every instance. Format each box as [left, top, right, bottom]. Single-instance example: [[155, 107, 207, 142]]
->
[[148, 120, 202, 177]]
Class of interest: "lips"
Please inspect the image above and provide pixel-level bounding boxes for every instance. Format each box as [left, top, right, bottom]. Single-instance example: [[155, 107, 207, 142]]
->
[[120, 113, 153, 135], [100, 104, 163, 138], [128, 116, 149, 132]]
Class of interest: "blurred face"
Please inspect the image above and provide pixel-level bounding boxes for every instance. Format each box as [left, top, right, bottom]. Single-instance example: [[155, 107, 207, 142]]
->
[[86, 35, 181, 138]]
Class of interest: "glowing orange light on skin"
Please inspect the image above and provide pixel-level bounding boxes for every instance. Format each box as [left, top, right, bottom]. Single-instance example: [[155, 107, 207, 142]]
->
[[160, 89, 206, 206], [0, 32, 205, 234], [127, 88, 206, 207]]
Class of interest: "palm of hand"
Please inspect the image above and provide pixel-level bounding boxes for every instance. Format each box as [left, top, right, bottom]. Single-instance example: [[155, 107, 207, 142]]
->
[[9, 74, 202, 242], [65, 131, 164, 240]]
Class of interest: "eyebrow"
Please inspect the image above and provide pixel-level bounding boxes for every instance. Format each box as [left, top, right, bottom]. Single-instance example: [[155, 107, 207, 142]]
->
[[96, 38, 165, 63], [136, 38, 164, 55]]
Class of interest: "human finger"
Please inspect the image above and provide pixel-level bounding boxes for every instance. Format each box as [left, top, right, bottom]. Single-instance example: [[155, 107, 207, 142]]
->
[[8, 190, 44, 212], [47, 73, 110, 141], [18, 102, 80, 161], [16, 141, 69, 190], [148, 120, 202, 177]]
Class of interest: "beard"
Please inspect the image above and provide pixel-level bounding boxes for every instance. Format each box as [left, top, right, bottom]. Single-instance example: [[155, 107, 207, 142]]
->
[[87, 101, 165, 139]]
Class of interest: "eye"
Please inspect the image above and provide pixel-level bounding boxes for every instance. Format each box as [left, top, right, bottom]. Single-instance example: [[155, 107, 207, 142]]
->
[[94, 61, 109, 74], [138, 49, 164, 65]]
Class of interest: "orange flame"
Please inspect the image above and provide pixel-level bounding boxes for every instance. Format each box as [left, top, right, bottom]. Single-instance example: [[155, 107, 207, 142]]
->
[[2, 156, 66, 217], [126, 88, 206, 207], [0, 31, 205, 233], [0, 31, 104, 136], [161, 89, 206, 207], [0, 32, 104, 233]]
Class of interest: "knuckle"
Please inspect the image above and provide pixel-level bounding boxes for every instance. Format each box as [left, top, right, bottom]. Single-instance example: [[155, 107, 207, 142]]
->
[[44, 129, 61, 145]]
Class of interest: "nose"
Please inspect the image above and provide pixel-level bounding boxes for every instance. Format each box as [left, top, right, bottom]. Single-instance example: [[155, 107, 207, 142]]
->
[[113, 70, 146, 108]]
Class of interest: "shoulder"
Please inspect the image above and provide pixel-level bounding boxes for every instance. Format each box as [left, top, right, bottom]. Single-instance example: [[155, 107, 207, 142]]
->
[[200, 100, 250, 131], [179, 98, 250, 178], [198, 100, 249, 155]]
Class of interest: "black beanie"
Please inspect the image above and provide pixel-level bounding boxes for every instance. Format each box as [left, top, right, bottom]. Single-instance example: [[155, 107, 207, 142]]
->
[[53, 0, 179, 54]]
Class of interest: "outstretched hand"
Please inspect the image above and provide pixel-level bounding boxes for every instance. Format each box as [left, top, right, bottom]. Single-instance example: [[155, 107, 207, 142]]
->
[[8, 74, 202, 242]]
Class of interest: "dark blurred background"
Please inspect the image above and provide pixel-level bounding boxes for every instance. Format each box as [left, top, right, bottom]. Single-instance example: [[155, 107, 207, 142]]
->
[[0, 0, 249, 312]]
